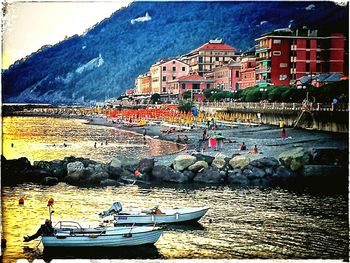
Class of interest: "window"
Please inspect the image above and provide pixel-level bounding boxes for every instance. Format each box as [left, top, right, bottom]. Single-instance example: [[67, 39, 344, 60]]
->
[[192, 83, 200, 90], [280, 63, 288, 68], [172, 66, 176, 72], [181, 83, 186, 89], [198, 57, 203, 63], [273, 51, 281, 56], [207, 84, 211, 89], [316, 62, 321, 72], [162, 66, 166, 71], [162, 87, 166, 92], [162, 76, 167, 81], [306, 63, 310, 72], [172, 61, 175, 64], [236, 71, 239, 78], [273, 39, 281, 44], [182, 67, 186, 71], [279, 75, 287, 80], [306, 51, 310, 60], [172, 76, 176, 80], [316, 52, 321, 60], [306, 40, 310, 49], [216, 57, 219, 61]]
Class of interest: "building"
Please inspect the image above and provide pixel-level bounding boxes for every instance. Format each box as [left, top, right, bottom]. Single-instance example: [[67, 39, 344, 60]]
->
[[239, 56, 257, 89], [150, 59, 190, 94], [212, 59, 241, 91], [135, 73, 152, 94], [167, 75, 215, 102], [255, 28, 345, 87], [180, 39, 238, 76]]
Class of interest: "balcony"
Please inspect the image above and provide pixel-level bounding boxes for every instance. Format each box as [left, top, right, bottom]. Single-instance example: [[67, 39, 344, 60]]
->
[[257, 56, 271, 62], [255, 45, 271, 53], [255, 67, 271, 74]]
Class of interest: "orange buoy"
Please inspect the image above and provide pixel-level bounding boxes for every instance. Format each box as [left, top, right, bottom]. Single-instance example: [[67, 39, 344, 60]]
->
[[47, 198, 54, 207], [19, 197, 24, 205]]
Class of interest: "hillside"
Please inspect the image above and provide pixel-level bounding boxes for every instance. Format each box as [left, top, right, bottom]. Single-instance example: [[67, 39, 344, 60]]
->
[[2, 1, 348, 104]]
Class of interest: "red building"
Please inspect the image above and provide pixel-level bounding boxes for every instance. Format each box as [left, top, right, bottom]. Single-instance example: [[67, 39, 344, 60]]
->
[[239, 56, 257, 89], [255, 28, 345, 87], [167, 75, 215, 102]]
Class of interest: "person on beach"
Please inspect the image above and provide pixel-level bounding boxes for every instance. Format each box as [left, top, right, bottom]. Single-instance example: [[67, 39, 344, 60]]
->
[[184, 135, 189, 143], [94, 142, 97, 148], [239, 142, 246, 151], [11, 143, 14, 148], [250, 145, 258, 154], [175, 135, 181, 143], [281, 128, 287, 140], [23, 219, 54, 242], [63, 143, 67, 147], [143, 128, 147, 140]]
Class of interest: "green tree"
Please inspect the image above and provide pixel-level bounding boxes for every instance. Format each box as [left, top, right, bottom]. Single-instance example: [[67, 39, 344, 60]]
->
[[182, 91, 192, 100], [150, 93, 161, 104], [178, 100, 194, 112]]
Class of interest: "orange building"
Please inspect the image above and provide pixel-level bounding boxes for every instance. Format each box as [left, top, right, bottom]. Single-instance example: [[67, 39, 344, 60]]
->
[[239, 56, 257, 89]]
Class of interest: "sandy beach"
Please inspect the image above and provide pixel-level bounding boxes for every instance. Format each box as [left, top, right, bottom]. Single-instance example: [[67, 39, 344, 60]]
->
[[86, 116, 348, 166]]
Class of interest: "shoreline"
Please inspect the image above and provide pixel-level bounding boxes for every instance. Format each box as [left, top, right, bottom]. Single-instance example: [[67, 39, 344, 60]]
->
[[5, 112, 348, 163]]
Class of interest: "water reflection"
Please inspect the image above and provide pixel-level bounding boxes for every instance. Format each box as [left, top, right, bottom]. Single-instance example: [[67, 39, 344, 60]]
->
[[2, 116, 182, 163]]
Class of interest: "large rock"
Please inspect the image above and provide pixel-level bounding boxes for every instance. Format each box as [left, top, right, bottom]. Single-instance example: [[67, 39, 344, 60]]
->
[[310, 148, 348, 166], [163, 170, 188, 183], [228, 172, 249, 185], [211, 157, 226, 170], [229, 155, 250, 169], [151, 165, 188, 183], [278, 147, 310, 171], [272, 166, 293, 178], [23, 169, 53, 183], [40, 177, 59, 186], [137, 158, 155, 174], [242, 165, 266, 179], [188, 161, 208, 172], [193, 154, 215, 165], [110, 158, 122, 168], [67, 161, 84, 175], [107, 166, 124, 179], [173, 155, 197, 171], [49, 160, 67, 179], [152, 165, 170, 181], [193, 167, 223, 184], [250, 157, 280, 168], [183, 170, 195, 182]]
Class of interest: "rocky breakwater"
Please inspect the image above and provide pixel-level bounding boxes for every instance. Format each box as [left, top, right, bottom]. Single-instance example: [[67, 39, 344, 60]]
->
[[2, 146, 347, 188]]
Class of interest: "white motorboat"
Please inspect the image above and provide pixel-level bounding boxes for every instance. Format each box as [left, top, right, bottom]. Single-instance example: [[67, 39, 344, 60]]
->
[[42, 221, 163, 248], [99, 202, 209, 225]]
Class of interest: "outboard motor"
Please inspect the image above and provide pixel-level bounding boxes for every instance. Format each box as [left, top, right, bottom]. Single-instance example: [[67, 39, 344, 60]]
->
[[99, 202, 122, 218]]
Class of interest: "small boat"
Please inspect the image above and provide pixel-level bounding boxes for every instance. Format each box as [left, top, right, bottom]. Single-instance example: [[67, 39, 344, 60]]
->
[[99, 202, 209, 225], [42, 221, 163, 248]]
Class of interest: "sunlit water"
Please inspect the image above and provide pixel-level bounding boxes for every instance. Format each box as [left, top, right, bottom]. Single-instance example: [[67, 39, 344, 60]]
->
[[2, 116, 183, 163], [1, 116, 348, 262]]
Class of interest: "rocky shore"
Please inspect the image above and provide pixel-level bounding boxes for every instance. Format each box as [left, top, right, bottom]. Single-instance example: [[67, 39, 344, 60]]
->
[[2, 147, 347, 188]]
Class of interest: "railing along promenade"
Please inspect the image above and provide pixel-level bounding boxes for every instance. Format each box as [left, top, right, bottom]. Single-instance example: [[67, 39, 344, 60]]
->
[[200, 102, 349, 112]]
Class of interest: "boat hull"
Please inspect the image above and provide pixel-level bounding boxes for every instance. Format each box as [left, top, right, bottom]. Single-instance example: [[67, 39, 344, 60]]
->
[[42, 228, 162, 248], [114, 207, 209, 225]]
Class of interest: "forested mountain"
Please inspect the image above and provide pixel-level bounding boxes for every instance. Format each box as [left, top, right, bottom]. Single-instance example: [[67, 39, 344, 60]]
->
[[2, 1, 348, 104]]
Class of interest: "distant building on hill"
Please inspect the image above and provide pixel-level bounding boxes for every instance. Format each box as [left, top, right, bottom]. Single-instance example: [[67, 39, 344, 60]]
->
[[255, 28, 345, 88], [150, 59, 190, 94], [180, 39, 238, 76]]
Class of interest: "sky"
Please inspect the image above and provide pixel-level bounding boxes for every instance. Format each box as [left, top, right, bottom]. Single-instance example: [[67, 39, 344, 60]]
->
[[1, 0, 132, 69]]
